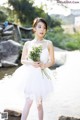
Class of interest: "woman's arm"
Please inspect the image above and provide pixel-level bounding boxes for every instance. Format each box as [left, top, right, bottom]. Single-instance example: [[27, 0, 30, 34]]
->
[[21, 41, 41, 67], [21, 41, 32, 65], [40, 41, 55, 69]]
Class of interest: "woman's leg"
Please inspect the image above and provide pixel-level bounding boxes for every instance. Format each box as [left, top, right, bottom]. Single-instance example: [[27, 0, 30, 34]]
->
[[21, 98, 33, 120], [37, 98, 43, 120]]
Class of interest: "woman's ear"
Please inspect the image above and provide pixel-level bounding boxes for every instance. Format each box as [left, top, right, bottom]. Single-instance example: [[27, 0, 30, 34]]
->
[[33, 27, 36, 33]]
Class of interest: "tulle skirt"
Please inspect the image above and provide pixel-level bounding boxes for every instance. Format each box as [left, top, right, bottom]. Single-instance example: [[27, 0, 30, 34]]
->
[[14, 64, 53, 100], [0, 64, 53, 111]]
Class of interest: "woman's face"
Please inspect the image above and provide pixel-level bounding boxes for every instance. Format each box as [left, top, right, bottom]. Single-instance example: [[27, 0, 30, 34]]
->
[[34, 21, 47, 39]]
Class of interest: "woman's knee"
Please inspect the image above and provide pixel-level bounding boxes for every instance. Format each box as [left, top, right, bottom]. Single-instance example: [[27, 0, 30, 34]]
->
[[37, 98, 43, 110], [37, 104, 43, 111]]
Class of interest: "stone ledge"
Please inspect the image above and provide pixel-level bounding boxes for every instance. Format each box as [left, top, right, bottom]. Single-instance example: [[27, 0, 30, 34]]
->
[[59, 116, 80, 120], [4, 109, 21, 120]]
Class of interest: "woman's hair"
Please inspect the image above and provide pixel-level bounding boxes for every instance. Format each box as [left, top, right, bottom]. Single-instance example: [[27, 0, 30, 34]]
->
[[32, 17, 47, 32]]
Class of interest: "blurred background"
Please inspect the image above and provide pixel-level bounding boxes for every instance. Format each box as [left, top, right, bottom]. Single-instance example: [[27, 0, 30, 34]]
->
[[0, 1, 80, 120], [0, 0, 80, 78]]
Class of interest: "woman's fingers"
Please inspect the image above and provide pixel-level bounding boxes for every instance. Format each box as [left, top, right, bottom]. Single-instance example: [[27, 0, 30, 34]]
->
[[39, 63, 46, 69], [32, 62, 40, 67]]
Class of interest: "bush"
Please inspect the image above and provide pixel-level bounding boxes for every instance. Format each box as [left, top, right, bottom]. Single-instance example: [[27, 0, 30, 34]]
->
[[45, 28, 80, 50], [0, 11, 7, 22]]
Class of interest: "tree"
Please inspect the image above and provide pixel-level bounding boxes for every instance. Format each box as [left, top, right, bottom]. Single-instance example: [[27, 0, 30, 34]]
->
[[0, 6, 8, 22], [8, 0, 36, 25], [8, 0, 55, 27], [7, 0, 62, 29]]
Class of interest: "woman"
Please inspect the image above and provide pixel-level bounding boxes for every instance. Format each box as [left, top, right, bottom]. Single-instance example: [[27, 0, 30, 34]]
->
[[20, 17, 55, 120], [0, 17, 55, 120]]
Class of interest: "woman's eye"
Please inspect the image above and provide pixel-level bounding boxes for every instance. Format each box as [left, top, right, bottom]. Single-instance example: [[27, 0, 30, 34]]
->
[[38, 25, 41, 28], [38, 25, 46, 29]]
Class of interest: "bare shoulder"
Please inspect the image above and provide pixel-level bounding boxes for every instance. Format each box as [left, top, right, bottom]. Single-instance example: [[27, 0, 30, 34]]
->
[[23, 40, 33, 48], [46, 40, 54, 53], [44, 39, 52, 44], [44, 39, 53, 47]]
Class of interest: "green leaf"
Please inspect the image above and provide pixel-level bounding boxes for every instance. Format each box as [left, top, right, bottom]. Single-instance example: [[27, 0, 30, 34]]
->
[[29, 45, 42, 61]]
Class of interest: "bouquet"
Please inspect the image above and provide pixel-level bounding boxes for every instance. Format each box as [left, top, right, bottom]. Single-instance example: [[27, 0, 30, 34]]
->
[[29, 45, 51, 80], [29, 45, 42, 62]]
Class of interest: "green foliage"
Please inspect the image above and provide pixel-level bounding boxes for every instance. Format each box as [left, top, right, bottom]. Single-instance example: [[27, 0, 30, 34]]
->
[[29, 45, 42, 61], [49, 16, 62, 28], [53, 26, 64, 33], [0, 6, 15, 22], [66, 33, 80, 50], [0, 6, 8, 22], [46, 28, 80, 50], [8, 0, 50, 26], [0, 11, 7, 22], [0, 0, 62, 29], [1, 0, 80, 51], [66, 42, 79, 50], [8, 0, 35, 24], [34, 7, 48, 19], [7, 0, 58, 28]]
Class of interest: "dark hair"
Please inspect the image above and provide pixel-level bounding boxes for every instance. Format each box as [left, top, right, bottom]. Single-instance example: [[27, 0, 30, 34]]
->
[[33, 17, 47, 30]]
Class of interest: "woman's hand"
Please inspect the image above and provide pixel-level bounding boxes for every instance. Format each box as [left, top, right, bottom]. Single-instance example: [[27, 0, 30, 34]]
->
[[32, 61, 40, 68], [39, 62, 46, 69], [32, 62, 46, 69]]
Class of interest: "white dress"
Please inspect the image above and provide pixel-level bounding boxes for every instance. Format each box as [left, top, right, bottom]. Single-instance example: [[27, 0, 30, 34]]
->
[[0, 39, 53, 112]]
